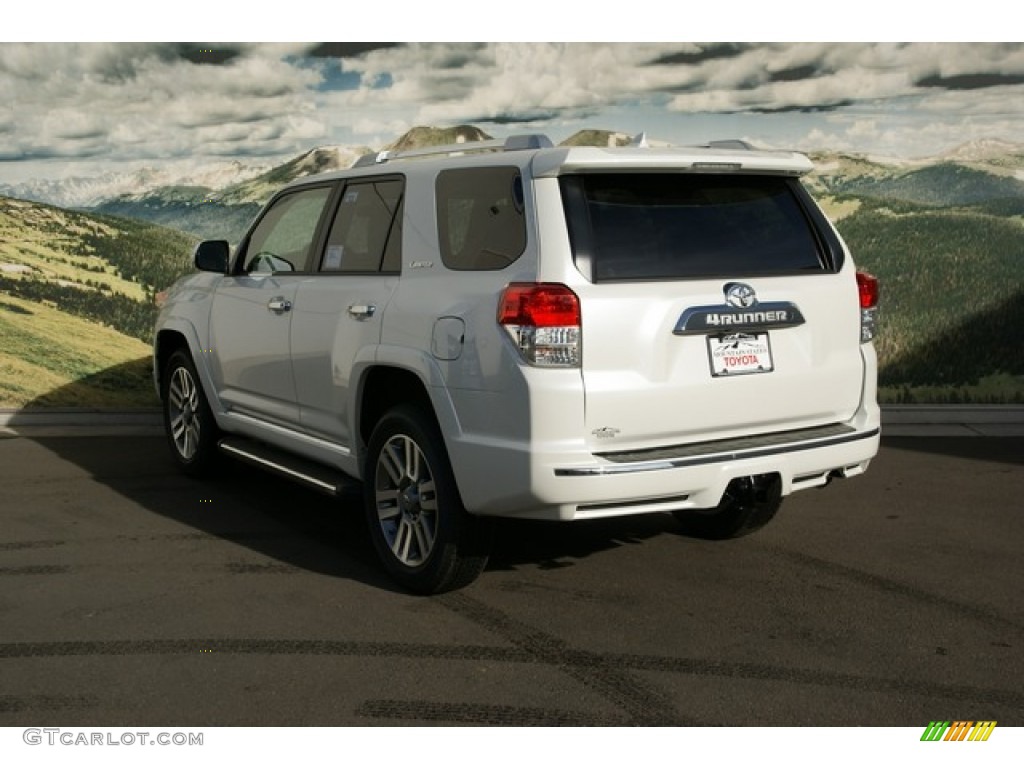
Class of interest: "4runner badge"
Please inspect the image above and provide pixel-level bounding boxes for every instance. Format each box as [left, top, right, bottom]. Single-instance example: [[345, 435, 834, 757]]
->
[[672, 284, 806, 335]]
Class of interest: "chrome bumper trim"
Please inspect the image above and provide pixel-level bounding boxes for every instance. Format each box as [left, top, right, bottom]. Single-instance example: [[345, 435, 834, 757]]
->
[[554, 427, 879, 477]]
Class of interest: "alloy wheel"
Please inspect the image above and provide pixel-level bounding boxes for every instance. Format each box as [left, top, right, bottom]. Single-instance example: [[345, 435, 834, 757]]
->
[[168, 365, 202, 460], [374, 434, 438, 567]]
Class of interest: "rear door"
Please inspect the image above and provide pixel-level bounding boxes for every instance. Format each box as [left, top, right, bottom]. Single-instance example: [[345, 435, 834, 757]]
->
[[558, 172, 864, 450], [290, 177, 404, 447]]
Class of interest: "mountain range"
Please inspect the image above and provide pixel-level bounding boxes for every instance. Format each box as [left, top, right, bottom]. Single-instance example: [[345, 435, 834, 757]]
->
[[4, 128, 1023, 241], [806, 139, 1024, 207], [0, 159, 274, 209]]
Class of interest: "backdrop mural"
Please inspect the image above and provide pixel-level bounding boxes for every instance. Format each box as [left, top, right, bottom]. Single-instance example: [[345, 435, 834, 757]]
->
[[1, 42, 1022, 408]]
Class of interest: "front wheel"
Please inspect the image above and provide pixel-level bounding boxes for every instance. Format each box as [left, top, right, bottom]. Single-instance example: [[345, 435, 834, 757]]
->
[[364, 407, 492, 594], [161, 349, 220, 476]]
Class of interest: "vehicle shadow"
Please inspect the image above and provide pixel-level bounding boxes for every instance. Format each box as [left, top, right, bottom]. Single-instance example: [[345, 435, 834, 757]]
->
[[881, 287, 1024, 401], [880, 435, 1024, 466], [7, 357, 158, 409], [19, 357, 1018, 595], [14, 363, 672, 592]]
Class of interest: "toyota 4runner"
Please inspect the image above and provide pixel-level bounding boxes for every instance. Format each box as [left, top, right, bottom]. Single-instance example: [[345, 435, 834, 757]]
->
[[154, 134, 881, 593]]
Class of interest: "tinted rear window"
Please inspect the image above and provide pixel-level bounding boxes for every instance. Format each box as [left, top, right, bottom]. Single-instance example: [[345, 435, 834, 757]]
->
[[560, 174, 828, 281]]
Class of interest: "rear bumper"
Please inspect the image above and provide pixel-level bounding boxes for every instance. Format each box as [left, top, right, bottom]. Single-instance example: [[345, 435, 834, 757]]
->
[[560, 422, 870, 476], [452, 414, 880, 521]]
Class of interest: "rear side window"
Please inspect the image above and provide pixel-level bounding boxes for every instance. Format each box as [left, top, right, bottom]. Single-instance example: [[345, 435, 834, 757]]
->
[[321, 178, 404, 273], [560, 174, 830, 282], [436, 167, 526, 270]]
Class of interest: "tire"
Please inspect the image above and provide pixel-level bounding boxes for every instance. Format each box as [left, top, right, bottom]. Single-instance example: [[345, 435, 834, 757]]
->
[[364, 406, 492, 594], [161, 349, 220, 476], [674, 474, 782, 540]]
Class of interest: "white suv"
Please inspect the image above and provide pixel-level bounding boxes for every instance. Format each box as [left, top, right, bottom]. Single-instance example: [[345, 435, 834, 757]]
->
[[154, 134, 880, 593]]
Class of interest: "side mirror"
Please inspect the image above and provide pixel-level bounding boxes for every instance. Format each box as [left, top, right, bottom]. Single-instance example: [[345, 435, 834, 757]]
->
[[194, 240, 230, 273]]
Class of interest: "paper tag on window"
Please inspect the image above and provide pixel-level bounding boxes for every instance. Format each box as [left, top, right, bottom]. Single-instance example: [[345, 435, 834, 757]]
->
[[324, 245, 343, 270]]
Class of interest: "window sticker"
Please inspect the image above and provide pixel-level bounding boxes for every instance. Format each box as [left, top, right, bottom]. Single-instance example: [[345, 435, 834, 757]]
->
[[324, 245, 344, 270], [343, 189, 360, 204]]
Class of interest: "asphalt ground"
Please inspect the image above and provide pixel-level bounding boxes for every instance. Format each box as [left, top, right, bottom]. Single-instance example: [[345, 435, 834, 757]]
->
[[0, 432, 1021, 726]]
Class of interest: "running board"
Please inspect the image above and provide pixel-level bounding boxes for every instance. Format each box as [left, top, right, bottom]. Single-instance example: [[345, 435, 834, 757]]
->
[[218, 436, 360, 497]]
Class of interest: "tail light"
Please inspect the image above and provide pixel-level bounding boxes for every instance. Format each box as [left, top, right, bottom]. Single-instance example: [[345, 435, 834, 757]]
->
[[498, 283, 581, 367], [856, 271, 879, 343]]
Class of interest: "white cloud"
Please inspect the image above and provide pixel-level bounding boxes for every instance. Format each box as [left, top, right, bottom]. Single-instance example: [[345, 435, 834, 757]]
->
[[2, 41, 1023, 178], [847, 120, 880, 141], [0, 43, 324, 163], [336, 43, 686, 127]]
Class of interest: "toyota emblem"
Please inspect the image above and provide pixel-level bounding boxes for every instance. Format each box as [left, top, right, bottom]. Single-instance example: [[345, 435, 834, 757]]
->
[[724, 282, 757, 308]]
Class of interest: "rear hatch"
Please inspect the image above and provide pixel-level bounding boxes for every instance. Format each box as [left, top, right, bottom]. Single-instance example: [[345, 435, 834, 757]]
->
[[553, 164, 864, 452]]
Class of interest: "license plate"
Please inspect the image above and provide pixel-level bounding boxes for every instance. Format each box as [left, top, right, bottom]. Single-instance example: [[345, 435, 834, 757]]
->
[[707, 332, 773, 377]]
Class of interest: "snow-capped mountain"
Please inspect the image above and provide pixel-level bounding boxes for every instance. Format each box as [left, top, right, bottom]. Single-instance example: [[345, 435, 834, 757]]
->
[[942, 138, 1024, 164], [217, 145, 368, 205], [83, 145, 368, 241], [0, 160, 272, 209]]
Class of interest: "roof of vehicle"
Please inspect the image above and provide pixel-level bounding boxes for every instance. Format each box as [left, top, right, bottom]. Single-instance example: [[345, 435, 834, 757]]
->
[[283, 133, 814, 191]]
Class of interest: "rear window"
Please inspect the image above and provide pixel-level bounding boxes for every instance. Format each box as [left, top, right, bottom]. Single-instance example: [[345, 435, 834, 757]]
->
[[560, 174, 831, 282]]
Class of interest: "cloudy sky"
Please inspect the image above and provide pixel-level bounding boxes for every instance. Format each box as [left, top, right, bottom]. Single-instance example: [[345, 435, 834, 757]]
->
[[2, 41, 1023, 183]]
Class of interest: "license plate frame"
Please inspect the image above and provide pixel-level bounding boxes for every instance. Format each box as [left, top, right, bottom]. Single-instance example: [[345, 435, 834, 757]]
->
[[707, 332, 774, 377]]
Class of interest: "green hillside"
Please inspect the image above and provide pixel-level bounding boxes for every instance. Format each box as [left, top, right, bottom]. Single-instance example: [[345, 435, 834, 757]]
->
[[94, 194, 260, 242], [0, 292, 154, 408], [831, 163, 1024, 207], [0, 196, 196, 339], [835, 198, 1024, 402], [0, 196, 196, 406]]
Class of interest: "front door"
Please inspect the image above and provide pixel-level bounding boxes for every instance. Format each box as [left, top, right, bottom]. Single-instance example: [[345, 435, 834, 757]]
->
[[209, 185, 334, 426]]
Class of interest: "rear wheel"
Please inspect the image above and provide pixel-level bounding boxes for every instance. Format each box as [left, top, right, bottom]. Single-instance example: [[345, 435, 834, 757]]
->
[[365, 406, 492, 594], [674, 474, 782, 540], [162, 349, 220, 476]]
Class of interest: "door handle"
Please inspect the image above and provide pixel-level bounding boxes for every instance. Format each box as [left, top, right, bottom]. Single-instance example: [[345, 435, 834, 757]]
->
[[347, 304, 376, 319], [267, 297, 292, 314]]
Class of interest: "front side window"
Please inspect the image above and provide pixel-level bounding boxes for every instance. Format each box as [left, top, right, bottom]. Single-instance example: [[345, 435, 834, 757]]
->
[[242, 186, 333, 274], [561, 174, 828, 282], [320, 178, 404, 273], [436, 167, 526, 270]]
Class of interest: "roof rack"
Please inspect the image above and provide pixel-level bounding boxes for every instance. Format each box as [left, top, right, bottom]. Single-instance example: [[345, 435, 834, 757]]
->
[[353, 134, 554, 167], [705, 139, 756, 151]]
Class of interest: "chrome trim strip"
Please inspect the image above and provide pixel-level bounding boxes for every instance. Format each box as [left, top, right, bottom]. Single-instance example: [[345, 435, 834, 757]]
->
[[576, 494, 690, 512], [554, 428, 880, 477], [219, 442, 338, 494], [227, 410, 352, 457]]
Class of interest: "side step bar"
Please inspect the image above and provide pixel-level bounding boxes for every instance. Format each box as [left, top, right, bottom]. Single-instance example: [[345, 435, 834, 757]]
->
[[218, 436, 360, 497]]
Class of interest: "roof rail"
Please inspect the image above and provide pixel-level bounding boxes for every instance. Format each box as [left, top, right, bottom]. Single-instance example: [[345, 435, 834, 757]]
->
[[353, 134, 554, 167], [706, 139, 756, 151]]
